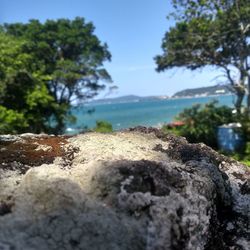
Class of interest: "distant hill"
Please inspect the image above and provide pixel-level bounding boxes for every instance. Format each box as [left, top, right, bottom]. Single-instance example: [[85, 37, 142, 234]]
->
[[87, 85, 232, 105], [89, 95, 169, 105], [172, 85, 232, 98]]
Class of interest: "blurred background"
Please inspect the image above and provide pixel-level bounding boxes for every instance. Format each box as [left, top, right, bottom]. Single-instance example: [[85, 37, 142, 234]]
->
[[1, 0, 250, 165]]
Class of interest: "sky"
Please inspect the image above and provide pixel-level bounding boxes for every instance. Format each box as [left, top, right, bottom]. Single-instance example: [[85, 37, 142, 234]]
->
[[0, 0, 223, 98]]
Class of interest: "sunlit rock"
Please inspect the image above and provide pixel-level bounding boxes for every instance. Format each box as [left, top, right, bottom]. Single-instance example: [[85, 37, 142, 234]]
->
[[0, 128, 249, 249]]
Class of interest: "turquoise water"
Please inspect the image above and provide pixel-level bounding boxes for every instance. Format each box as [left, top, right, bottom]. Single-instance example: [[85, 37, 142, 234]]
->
[[68, 95, 236, 133]]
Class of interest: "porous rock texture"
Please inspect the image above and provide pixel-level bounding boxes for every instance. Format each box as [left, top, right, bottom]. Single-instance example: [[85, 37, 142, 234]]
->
[[0, 127, 249, 250]]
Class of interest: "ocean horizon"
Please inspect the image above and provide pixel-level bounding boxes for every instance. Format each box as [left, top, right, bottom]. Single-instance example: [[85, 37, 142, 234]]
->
[[66, 94, 237, 134]]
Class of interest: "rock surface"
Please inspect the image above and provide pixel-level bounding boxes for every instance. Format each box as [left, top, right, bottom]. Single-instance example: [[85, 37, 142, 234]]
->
[[0, 127, 249, 250]]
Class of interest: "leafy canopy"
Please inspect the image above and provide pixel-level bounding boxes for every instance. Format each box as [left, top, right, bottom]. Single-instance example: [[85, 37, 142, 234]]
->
[[0, 17, 112, 134], [156, 0, 250, 112], [0, 32, 55, 133]]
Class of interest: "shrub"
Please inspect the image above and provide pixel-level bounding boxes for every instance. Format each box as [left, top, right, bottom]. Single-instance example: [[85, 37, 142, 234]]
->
[[163, 101, 237, 148], [0, 106, 28, 134], [228, 142, 250, 167], [93, 120, 113, 133]]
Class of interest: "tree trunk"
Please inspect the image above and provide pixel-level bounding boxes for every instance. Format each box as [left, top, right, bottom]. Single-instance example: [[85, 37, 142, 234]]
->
[[247, 76, 250, 112], [234, 84, 245, 114]]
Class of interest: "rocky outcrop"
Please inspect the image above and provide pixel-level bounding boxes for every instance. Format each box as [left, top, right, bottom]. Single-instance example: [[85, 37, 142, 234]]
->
[[0, 128, 249, 250]]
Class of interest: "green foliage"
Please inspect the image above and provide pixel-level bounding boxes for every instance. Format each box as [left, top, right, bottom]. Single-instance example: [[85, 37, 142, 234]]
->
[[0, 17, 112, 134], [93, 120, 113, 133], [0, 33, 58, 133], [219, 110, 250, 167], [237, 111, 250, 142], [228, 142, 250, 167], [164, 101, 236, 148], [0, 106, 28, 134], [162, 100, 250, 164], [161, 125, 182, 137], [156, 0, 250, 112]]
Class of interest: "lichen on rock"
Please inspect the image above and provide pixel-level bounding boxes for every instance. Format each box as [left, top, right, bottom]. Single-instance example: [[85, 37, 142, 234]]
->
[[0, 128, 249, 249]]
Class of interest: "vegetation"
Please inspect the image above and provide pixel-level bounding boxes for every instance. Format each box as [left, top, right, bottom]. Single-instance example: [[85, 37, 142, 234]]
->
[[0, 106, 28, 134], [155, 0, 250, 113], [93, 120, 113, 133], [229, 142, 250, 166], [0, 17, 112, 134], [162, 100, 250, 166], [0, 33, 55, 133], [162, 101, 236, 148], [157, 0, 250, 166]]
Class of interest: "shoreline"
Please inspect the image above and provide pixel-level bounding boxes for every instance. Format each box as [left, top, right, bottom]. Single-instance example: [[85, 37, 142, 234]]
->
[[83, 93, 233, 107], [67, 95, 235, 134]]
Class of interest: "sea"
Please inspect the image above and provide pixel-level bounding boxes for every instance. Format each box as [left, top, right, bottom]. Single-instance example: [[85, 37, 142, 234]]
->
[[66, 95, 236, 134]]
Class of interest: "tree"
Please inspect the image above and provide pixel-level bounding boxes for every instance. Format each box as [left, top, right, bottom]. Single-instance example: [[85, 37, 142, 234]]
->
[[0, 32, 56, 133], [1, 17, 112, 133], [155, 0, 250, 113], [0, 106, 28, 134]]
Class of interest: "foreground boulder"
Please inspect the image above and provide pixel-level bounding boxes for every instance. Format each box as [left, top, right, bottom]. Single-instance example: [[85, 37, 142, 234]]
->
[[0, 127, 249, 250]]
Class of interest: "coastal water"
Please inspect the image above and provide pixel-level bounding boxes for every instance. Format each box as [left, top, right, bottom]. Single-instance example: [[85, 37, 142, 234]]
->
[[67, 95, 236, 134]]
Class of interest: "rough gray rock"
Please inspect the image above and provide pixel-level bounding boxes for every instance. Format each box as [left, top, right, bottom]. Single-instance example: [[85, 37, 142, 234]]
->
[[0, 127, 249, 250]]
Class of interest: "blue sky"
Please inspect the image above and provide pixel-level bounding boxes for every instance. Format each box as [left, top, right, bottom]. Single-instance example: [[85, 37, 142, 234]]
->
[[1, 0, 222, 98]]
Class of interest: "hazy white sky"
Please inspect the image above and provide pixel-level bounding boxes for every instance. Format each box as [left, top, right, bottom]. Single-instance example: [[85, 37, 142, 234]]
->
[[1, 0, 223, 97]]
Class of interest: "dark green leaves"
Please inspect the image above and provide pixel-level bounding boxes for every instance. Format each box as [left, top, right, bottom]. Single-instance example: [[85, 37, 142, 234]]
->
[[0, 17, 112, 134], [176, 101, 236, 148], [156, 0, 250, 111]]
